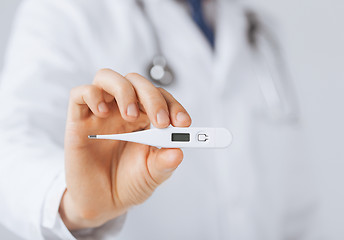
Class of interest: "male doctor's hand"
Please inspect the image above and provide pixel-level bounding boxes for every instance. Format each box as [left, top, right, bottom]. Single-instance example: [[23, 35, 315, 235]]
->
[[60, 69, 191, 230]]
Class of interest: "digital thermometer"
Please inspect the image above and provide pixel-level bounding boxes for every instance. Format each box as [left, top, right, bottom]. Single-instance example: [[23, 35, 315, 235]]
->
[[88, 127, 232, 149]]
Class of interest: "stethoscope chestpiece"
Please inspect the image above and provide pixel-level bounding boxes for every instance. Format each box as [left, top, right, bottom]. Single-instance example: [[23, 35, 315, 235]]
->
[[147, 55, 175, 86]]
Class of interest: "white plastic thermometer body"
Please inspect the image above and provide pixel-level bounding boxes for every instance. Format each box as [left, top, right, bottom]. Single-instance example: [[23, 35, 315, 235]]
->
[[89, 127, 232, 149]]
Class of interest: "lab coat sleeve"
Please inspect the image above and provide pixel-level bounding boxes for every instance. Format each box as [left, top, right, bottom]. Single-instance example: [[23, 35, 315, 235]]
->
[[0, 0, 125, 239]]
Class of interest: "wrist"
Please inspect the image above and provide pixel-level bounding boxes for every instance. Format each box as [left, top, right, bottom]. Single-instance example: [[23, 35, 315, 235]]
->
[[59, 190, 128, 231], [59, 190, 101, 230]]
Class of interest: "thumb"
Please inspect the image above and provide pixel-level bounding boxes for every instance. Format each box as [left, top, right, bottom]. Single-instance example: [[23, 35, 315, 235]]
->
[[147, 148, 183, 185]]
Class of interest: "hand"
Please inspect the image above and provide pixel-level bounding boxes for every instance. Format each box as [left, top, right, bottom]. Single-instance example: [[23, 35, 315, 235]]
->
[[59, 69, 191, 230]]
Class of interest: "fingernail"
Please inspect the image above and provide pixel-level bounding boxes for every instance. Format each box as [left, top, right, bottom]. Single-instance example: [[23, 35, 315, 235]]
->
[[157, 109, 170, 125], [127, 103, 138, 117], [98, 102, 109, 113], [176, 112, 189, 122]]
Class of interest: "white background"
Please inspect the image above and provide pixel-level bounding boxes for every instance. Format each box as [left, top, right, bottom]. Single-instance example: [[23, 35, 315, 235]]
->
[[0, 0, 343, 239]]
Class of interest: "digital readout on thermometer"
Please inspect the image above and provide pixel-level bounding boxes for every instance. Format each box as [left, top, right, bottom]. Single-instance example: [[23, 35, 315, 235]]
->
[[171, 133, 190, 142]]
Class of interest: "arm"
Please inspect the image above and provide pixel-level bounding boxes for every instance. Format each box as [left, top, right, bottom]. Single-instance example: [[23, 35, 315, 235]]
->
[[0, 0, 192, 239], [0, 1, 89, 238]]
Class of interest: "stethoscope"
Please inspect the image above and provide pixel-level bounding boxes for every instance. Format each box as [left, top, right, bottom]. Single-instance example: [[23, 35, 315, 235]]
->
[[137, 0, 175, 86], [137, 0, 298, 121]]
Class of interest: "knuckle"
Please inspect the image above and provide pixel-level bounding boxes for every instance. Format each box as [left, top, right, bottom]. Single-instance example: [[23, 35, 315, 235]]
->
[[125, 72, 141, 79], [70, 85, 101, 103], [69, 85, 87, 99], [94, 68, 112, 83], [115, 81, 131, 94], [97, 68, 112, 75], [83, 85, 97, 97], [69, 87, 79, 97]]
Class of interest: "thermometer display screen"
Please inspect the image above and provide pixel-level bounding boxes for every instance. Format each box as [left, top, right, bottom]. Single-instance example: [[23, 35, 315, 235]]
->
[[171, 133, 190, 142]]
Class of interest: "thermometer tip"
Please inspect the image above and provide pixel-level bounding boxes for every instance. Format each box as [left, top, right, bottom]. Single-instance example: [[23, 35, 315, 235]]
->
[[88, 135, 97, 139]]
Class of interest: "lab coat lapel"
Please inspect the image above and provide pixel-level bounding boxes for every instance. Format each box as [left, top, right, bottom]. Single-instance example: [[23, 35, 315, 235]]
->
[[143, 0, 213, 87], [212, 0, 247, 95], [209, 3, 253, 239]]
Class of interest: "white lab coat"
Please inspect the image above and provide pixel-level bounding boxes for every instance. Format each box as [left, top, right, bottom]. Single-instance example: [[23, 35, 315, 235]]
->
[[0, 0, 317, 239]]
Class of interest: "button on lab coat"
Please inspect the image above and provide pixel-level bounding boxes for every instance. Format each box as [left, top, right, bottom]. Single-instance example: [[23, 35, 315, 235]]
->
[[0, 0, 316, 239]]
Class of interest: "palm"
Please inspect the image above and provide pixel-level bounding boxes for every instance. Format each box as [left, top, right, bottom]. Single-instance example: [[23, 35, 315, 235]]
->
[[65, 101, 153, 219]]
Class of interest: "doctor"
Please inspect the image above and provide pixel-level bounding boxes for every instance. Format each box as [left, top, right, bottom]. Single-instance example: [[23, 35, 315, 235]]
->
[[0, 0, 315, 239]]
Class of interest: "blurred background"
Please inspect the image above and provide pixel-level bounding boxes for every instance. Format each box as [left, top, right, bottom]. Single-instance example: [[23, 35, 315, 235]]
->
[[0, 0, 343, 239]]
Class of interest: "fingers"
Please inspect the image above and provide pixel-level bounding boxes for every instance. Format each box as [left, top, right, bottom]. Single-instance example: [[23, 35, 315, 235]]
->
[[70, 69, 191, 128], [158, 88, 192, 127], [68, 85, 110, 121], [147, 148, 183, 185], [125, 73, 171, 128], [94, 69, 140, 122]]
